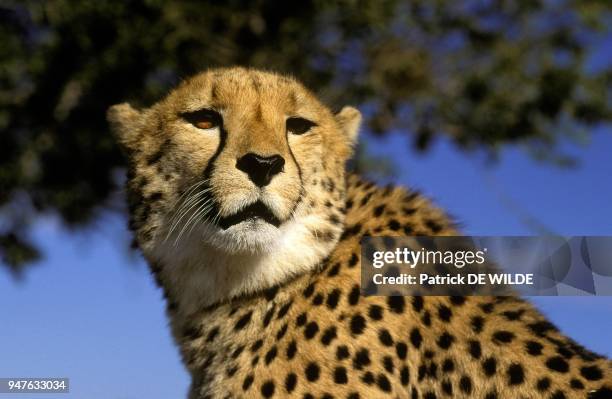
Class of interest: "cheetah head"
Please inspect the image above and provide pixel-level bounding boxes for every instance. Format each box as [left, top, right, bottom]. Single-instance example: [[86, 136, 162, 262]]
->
[[108, 67, 361, 308]]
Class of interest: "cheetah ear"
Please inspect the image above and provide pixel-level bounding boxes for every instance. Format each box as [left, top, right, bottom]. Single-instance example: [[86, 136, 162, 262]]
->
[[107, 103, 144, 154], [335, 106, 361, 145]]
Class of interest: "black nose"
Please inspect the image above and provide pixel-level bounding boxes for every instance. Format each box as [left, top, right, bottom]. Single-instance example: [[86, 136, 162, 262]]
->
[[236, 153, 285, 187]]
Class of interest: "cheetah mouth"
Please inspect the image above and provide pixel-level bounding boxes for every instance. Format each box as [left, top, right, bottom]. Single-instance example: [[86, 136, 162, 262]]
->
[[218, 200, 281, 230]]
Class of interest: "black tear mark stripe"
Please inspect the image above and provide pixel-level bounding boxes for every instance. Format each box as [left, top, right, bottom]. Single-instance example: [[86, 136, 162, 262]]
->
[[202, 124, 228, 182], [198, 124, 228, 219], [285, 128, 305, 215]]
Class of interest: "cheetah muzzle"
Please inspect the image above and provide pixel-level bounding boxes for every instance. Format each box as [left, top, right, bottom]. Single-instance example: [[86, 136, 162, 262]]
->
[[218, 200, 282, 230]]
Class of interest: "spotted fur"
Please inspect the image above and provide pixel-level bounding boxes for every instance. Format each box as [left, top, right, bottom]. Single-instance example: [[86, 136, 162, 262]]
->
[[109, 67, 611, 398]]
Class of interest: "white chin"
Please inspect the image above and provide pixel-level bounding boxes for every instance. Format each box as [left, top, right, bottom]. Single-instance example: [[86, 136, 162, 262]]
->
[[211, 218, 281, 254]]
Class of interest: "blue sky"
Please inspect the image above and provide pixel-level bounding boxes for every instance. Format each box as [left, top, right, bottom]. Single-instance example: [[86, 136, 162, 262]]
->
[[1, 128, 611, 399]]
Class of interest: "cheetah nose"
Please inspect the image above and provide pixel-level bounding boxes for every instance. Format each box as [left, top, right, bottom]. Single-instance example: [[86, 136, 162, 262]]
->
[[236, 153, 285, 187]]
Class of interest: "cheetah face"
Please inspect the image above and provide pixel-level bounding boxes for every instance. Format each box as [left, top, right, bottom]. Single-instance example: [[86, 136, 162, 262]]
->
[[108, 68, 361, 259]]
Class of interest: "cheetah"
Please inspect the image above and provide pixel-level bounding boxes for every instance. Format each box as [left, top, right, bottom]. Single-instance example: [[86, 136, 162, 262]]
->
[[108, 67, 611, 398]]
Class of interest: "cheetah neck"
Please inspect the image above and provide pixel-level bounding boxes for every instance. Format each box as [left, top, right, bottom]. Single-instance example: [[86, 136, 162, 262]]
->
[[148, 212, 341, 315]]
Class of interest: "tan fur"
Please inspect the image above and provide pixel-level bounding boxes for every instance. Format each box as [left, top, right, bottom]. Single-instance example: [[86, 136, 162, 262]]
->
[[109, 67, 611, 398]]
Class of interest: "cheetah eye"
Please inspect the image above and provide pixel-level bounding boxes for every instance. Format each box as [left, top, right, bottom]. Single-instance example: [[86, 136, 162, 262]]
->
[[181, 109, 222, 130], [287, 117, 316, 135]]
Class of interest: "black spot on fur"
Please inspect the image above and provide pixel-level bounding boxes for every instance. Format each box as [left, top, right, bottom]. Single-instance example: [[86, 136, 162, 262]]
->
[[396, 342, 408, 360], [334, 366, 348, 384], [205, 327, 219, 342], [492, 330, 515, 344], [336, 345, 350, 360], [348, 285, 360, 305], [251, 339, 263, 352], [471, 315, 485, 333], [421, 310, 431, 327], [580, 365, 603, 381], [182, 325, 202, 340], [353, 348, 371, 370], [528, 320, 558, 337], [286, 340, 297, 359], [264, 346, 278, 365], [264, 285, 278, 301], [328, 214, 341, 225], [285, 373, 297, 392], [388, 219, 401, 231], [508, 363, 525, 385], [425, 219, 443, 233], [360, 193, 373, 206], [437, 332, 454, 350], [526, 340, 544, 356], [502, 309, 525, 321], [442, 358, 455, 373], [321, 326, 337, 346], [340, 223, 362, 240], [361, 371, 374, 385], [277, 301, 293, 319], [305, 362, 320, 381], [231, 345, 245, 359], [537, 377, 551, 391], [383, 356, 395, 374], [263, 306, 276, 327], [378, 329, 394, 346], [437, 304, 452, 322], [482, 357, 497, 377], [410, 327, 422, 349], [480, 302, 494, 313], [468, 340, 481, 359], [450, 296, 466, 306], [146, 138, 170, 165], [373, 373, 391, 393], [546, 356, 569, 373], [570, 378, 584, 390], [304, 321, 319, 339], [260, 380, 275, 397], [234, 311, 253, 331], [148, 191, 163, 201], [387, 296, 405, 313], [276, 323, 288, 340], [226, 365, 238, 377], [326, 289, 341, 309], [242, 374, 254, 391], [327, 262, 341, 277], [442, 379, 453, 395], [316, 229, 336, 242], [400, 365, 410, 385], [412, 296, 424, 312], [303, 283, 315, 298], [350, 314, 366, 335], [368, 304, 384, 320], [459, 375, 472, 393]]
